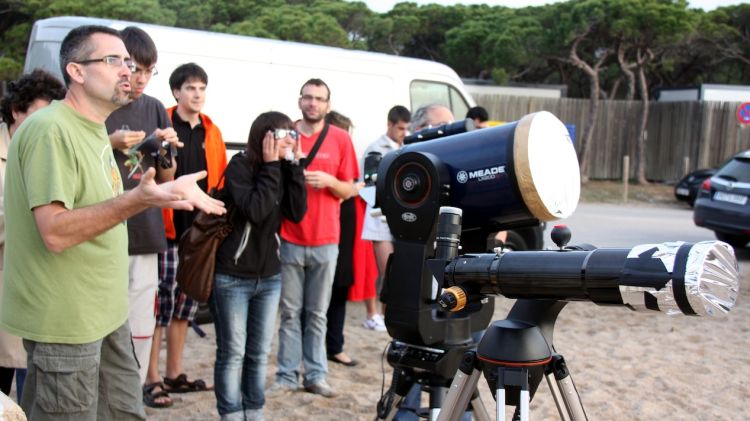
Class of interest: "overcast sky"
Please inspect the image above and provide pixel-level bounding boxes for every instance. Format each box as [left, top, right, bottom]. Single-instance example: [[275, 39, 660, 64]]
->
[[360, 0, 747, 13]]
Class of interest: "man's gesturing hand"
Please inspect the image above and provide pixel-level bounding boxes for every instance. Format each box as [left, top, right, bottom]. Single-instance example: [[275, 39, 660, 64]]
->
[[135, 168, 226, 215]]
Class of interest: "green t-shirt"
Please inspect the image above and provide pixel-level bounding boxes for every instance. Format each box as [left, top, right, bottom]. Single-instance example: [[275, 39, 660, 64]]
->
[[0, 101, 128, 344]]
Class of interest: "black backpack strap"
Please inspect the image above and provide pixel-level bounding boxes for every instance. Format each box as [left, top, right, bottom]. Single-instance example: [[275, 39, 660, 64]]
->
[[303, 121, 330, 169]]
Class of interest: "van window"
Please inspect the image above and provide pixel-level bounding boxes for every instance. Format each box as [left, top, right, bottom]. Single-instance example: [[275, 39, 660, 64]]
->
[[25, 41, 63, 81], [410, 80, 469, 121]]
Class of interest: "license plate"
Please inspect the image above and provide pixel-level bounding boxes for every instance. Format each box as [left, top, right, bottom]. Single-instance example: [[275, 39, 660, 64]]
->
[[714, 191, 748, 205], [676, 187, 689, 196]]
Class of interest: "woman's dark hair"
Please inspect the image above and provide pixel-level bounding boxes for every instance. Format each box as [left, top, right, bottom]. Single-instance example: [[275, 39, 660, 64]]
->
[[1, 69, 66, 125], [246, 111, 294, 172]]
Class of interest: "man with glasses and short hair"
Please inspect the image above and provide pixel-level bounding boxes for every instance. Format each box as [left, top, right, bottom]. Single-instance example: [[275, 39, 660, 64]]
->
[[272, 78, 358, 398], [104, 26, 181, 409], [146, 62, 226, 399], [0, 25, 225, 420]]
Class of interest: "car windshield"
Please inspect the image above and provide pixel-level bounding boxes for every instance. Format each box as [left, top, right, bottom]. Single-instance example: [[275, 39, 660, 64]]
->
[[716, 157, 750, 183]]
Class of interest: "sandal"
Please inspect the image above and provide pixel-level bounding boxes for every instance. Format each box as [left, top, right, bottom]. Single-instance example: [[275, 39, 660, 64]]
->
[[163, 373, 213, 393], [143, 382, 173, 408]]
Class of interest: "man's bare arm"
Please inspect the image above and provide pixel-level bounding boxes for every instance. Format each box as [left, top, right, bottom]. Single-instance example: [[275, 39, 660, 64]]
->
[[33, 191, 150, 253], [34, 168, 225, 253], [304, 170, 357, 200], [326, 178, 357, 200]]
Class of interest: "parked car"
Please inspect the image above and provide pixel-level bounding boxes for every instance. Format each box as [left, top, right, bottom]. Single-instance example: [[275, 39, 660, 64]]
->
[[675, 168, 717, 206], [693, 150, 750, 248]]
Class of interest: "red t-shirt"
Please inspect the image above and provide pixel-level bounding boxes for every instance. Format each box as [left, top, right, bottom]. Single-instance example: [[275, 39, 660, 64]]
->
[[281, 125, 358, 246]]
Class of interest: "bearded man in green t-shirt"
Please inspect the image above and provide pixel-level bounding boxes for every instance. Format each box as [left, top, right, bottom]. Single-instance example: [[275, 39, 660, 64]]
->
[[0, 25, 225, 420]]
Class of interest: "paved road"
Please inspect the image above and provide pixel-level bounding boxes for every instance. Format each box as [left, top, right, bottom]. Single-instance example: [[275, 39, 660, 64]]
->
[[543, 202, 715, 249]]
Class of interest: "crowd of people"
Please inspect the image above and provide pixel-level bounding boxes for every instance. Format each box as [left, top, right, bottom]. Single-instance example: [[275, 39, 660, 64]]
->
[[0, 24, 491, 421]]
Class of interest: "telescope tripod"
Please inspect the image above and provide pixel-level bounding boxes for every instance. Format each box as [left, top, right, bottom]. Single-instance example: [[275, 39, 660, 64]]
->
[[437, 349, 586, 421], [437, 299, 587, 421], [375, 342, 491, 421], [377, 299, 588, 421]]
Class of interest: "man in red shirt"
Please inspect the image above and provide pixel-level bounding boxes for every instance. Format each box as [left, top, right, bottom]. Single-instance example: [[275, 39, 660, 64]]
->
[[273, 79, 358, 398]]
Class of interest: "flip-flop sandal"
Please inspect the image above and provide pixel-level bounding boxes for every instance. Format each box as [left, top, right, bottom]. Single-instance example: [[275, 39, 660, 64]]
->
[[143, 382, 173, 408], [164, 373, 213, 393]]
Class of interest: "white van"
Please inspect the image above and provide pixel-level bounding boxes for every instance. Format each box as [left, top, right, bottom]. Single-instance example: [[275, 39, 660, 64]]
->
[[24, 16, 475, 156]]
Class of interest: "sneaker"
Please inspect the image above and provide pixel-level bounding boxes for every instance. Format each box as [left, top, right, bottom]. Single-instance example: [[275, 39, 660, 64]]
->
[[304, 379, 335, 398], [362, 314, 387, 331], [220, 412, 245, 421], [266, 381, 298, 395], [244, 409, 264, 421]]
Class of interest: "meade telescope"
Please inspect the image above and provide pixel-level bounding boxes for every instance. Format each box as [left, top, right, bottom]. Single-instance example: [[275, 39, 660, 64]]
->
[[371, 111, 739, 421]]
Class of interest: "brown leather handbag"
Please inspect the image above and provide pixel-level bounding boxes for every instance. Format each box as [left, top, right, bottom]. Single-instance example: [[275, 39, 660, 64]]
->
[[175, 186, 233, 303]]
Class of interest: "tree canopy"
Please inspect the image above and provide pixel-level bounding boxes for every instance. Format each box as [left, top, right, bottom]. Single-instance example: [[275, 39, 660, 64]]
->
[[1, 0, 748, 94], [1, 0, 747, 181]]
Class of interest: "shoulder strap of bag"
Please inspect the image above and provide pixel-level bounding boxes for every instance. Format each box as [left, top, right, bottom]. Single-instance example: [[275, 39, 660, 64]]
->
[[303, 121, 330, 169], [210, 168, 229, 198]]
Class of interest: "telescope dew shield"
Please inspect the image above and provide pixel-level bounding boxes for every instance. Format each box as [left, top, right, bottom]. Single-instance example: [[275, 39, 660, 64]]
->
[[444, 241, 739, 317], [513, 112, 580, 222]]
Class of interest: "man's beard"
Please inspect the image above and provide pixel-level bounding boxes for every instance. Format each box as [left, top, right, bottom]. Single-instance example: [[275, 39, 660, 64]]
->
[[302, 109, 324, 124], [111, 82, 133, 107], [111, 93, 133, 107]]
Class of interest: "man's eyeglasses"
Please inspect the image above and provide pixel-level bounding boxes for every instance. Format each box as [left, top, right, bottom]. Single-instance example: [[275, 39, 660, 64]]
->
[[274, 128, 298, 140], [133, 66, 158, 77], [300, 94, 329, 103], [75, 56, 136, 72]]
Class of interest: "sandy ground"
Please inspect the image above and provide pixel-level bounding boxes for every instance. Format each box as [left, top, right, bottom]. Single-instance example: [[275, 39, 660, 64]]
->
[[139, 249, 750, 421]]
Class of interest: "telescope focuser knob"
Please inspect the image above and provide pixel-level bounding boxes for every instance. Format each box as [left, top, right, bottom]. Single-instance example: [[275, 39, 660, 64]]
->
[[438, 287, 467, 312], [551, 224, 571, 249]]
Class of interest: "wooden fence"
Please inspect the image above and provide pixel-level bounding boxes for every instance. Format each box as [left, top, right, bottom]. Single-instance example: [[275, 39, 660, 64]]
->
[[475, 94, 750, 181]]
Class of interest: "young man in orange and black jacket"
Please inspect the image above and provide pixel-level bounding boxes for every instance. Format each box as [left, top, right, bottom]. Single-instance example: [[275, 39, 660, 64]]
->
[[146, 62, 227, 396]]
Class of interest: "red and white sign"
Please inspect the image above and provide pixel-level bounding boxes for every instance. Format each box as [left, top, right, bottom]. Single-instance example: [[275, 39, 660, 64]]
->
[[737, 102, 750, 125]]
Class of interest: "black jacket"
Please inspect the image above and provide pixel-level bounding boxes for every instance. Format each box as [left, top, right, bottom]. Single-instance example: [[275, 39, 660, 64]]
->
[[215, 152, 307, 278]]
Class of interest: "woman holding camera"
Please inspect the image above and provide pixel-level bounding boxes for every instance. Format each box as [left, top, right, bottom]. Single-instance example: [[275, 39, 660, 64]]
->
[[210, 111, 306, 421]]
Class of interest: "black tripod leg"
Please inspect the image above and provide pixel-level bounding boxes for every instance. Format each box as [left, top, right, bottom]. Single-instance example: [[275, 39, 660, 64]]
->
[[545, 355, 588, 421], [376, 368, 415, 421]]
